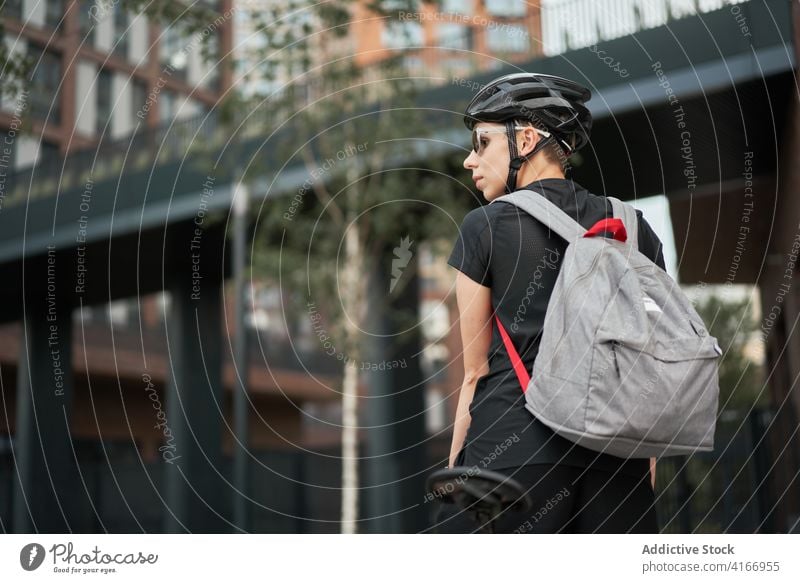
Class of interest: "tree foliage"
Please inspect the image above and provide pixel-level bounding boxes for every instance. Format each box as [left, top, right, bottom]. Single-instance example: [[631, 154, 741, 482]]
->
[[695, 292, 767, 413], [247, 0, 468, 339]]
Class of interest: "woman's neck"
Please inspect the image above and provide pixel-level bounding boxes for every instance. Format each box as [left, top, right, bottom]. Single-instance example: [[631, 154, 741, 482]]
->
[[516, 161, 566, 186]]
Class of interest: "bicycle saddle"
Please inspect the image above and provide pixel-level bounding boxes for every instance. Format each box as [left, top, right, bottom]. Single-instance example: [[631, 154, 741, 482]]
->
[[427, 467, 532, 531]]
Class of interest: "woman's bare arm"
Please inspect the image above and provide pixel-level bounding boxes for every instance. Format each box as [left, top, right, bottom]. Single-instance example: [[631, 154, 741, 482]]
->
[[448, 271, 493, 467], [650, 457, 656, 489]]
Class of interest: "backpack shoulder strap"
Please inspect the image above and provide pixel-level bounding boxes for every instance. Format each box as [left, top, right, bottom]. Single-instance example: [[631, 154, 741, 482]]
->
[[493, 190, 586, 243], [494, 314, 530, 392], [607, 196, 639, 249]]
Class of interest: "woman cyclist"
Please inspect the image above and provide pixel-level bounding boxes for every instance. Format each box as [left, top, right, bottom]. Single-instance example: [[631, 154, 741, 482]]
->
[[439, 72, 664, 533]]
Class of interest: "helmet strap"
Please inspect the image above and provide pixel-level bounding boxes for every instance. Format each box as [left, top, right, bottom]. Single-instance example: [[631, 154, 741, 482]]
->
[[504, 121, 558, 193], [504, 121, 521, 194]]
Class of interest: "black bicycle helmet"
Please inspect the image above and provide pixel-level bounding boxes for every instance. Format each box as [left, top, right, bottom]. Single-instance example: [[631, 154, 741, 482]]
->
[[463, 72, 592, 192]]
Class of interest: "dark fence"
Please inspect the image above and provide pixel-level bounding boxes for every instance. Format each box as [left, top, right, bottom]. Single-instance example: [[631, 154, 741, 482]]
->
[[654, 408, 788, 533], [0, 439, 343, 534], [2, 409, 795, 533]]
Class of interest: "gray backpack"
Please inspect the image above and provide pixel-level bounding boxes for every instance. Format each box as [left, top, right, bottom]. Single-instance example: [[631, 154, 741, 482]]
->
[[492, 190, 721, 458]]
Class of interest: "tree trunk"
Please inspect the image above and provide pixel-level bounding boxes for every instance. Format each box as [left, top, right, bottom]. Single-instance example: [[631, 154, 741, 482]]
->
[[340, 348, 359, 533], [340, 180, 364, 533]]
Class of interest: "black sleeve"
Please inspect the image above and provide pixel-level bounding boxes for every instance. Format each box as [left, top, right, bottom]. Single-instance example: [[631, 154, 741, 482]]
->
[[635, 210, 667, 272], [447, 208, 493, 287]]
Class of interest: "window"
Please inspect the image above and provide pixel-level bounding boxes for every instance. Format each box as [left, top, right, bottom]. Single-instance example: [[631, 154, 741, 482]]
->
[[96, 70, 112, 133], [77, 0, 95, 46], [486, 25, 529, 53], [440, 0, 465, 15], [201, 32, 220, 91], [112, 6, 129, 59], [38, 141, 60, 169], [158, 90, 177, 123], [45, 0, 65, 29], [5, 0, 23, 20], [381, 21, 423, 49], [132, 80, 148, 124], [485, 0, 527, 18], [160, 24, 188, 81], [437, 23, 471, 50], [29, 47, 62, 123], [382, 0, 421, 10]]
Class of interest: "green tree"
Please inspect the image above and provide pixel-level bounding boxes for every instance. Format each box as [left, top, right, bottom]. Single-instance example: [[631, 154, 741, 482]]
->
[[695, 292, 767, 414], [244, 0, 467, 532], [0, 21, 33, 100]]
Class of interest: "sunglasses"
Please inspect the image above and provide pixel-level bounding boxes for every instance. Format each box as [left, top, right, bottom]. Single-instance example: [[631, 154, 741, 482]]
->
[[471, 125, 552, 155]]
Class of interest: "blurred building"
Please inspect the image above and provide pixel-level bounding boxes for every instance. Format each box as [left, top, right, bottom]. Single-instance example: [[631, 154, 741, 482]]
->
[[352, 0, 542, 79], [0, 2, 363, 444], [233, 1, 542, 99], [0, 0, 233, 170], [0, 0, 238, 445]]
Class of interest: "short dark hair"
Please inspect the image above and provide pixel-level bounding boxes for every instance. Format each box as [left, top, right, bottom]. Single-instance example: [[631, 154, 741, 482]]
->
[[515, 118, 570, 171]]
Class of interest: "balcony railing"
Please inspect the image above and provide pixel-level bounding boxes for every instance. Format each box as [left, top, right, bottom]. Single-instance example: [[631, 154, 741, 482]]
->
[[1, 107, 252, 210]]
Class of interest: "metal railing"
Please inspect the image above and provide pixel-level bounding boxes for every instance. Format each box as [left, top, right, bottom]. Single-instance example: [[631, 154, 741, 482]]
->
[[654, 408, 781, 533], [1, 104, 274, 210]]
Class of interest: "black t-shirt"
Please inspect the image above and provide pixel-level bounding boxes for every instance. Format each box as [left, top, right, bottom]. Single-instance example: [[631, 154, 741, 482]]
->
[[447, 178, 667, 477]]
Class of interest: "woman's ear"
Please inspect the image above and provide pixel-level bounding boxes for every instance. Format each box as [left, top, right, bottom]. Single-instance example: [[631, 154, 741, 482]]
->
[[517, 126, 539, 157]]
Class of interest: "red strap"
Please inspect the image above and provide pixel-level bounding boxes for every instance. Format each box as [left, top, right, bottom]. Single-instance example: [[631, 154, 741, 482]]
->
[[583, 217, 627, 242], [494, 314, 530, 393]]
